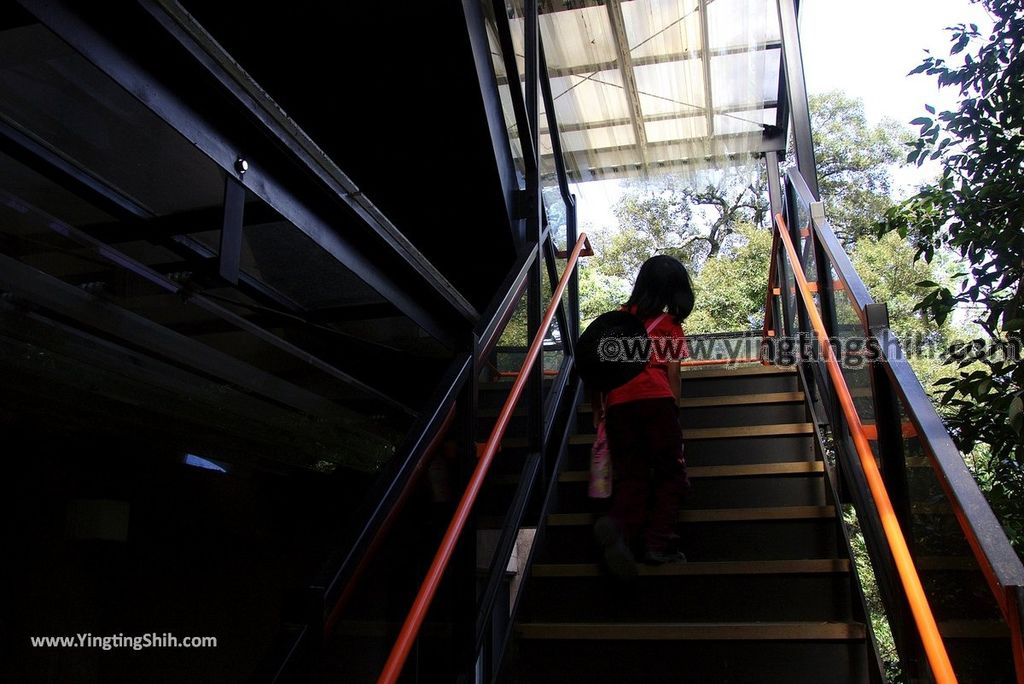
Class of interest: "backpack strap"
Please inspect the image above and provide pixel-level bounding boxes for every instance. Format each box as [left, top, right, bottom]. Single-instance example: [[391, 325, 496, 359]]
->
[[645, 313, 670, 334]]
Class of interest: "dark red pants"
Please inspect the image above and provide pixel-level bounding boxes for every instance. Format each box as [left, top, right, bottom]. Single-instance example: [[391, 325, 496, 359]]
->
[[605, 397, 689, 553]]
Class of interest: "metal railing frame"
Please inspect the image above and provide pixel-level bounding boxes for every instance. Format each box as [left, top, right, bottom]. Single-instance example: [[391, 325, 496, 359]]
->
[[766, 164, 1024, 682]]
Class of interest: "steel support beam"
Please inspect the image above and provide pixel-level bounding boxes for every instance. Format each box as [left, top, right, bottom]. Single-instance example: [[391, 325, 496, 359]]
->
[[539, 101, 779, 136], [0, 250, 349, 421], [219, 174, 245, 284], [539, 37, 580, 342], [463, 0, 522, 236], [512, 40, 783, 84], [776, 0, 819, 198], [18, 0, 476, 346], [0, 189, 412, 414], [543, 128, 788, 181], [697, 0, 715, 139], [605, 0, 649, 172], [524, 0, 545, 457]]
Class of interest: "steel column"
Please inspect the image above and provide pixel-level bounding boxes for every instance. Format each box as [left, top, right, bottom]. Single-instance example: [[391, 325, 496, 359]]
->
[[865, 302, 923, 681], [219, 173, 245, 284], [776, 0, 819, 199], [524, 0, 544, 457]]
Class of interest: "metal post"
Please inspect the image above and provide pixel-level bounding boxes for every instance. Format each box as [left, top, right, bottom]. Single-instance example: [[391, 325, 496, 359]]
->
[[864, 301, 922, 681], [784, 179, 812, 353], [524, 0, 544, 457], [219, 172, 245, 284], [454, 333, 481, 682], [810, 204, 839, 349], [776, 0, 819, 199], [765, 150, 785, 362], [538, 37, 580, 346], [864, 303, 912, 531], [567, 197, 580, 342]]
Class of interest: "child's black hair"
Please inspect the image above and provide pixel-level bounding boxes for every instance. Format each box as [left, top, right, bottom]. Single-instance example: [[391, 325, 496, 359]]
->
[[624, 254, 695, 323]]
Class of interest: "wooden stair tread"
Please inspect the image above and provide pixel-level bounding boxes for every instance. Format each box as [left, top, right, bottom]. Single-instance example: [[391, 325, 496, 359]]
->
[[576, 392, 806, 414], [916, 556, 980, 571], [485, 392, 807, 419], [501, 424, 815, 448], [548, 506, 836, 526], [678, 364, 796, 379], [532, 559, 851, 577], [554, 461, 824, 483], [938, 620, 1011, 639], [515, 621, 866, 641]]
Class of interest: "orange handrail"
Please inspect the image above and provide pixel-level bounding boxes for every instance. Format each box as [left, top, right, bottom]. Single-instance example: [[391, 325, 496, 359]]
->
[[775, 214, 957, 683], [377, 233, 590, 684]]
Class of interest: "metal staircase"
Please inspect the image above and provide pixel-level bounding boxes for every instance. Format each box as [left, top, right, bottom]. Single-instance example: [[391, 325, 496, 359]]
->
[[504, 363, 879, 683]]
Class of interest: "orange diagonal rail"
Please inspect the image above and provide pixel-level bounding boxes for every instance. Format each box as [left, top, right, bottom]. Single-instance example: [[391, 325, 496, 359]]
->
[[775, 213, 957, 683], [377, 233, 590, 684]]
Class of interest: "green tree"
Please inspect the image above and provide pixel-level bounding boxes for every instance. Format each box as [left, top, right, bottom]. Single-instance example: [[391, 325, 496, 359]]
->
[[850, 232, 967, 393], [602, 166, 768, 278], [578, 262, 631, 328], [809, 91, 912, 244], [884, 0, 1024, 548], [686, 223, 772, 333]]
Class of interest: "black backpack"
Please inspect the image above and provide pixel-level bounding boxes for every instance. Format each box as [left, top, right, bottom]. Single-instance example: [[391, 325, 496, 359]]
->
[[576, 310, 668, 393]]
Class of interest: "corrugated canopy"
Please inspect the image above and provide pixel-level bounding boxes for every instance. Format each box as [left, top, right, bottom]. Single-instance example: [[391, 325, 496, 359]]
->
[[495, 0, 784, 181]]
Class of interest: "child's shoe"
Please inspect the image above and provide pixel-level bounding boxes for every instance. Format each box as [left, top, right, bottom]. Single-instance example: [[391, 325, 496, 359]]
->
[[593, 516, 638, 580], [643, 548, 687, 565]]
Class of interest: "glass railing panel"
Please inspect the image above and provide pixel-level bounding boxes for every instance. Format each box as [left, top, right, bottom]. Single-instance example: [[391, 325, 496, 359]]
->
[[896, 399, 1016, 682], [781, 245, 799, 338], [830, 286, 875, 428]]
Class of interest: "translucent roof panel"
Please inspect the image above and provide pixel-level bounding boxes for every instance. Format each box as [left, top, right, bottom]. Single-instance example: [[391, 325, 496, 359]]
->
[[621, 0, 702, 60], [550, 70, 633, 123], [707, 0, 781, 49], [709, 47, 781, 109], [500, 0, 784, 182], [634, 60, 706, 116]]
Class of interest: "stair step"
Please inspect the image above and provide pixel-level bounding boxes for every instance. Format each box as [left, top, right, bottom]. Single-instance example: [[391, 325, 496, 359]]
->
[[555, 461, 824, 482], [916, 556, 980, 571], [515, 621, 865, 641], [939, 620, 1011, 639], [488, 392, 807, 421], [561, 437, 816, 470], [548, 506, 835, 526], [678, 364, 796, 379], [538, 515, 839, 563], [506, 638, 872, 684], [681, 370, 800, 398], [518, 423, 814, 450], [577, 391, 805, 412], [521, 565, 855, 623], [532, 558, 850, 577], [547, 467, 827, 511]]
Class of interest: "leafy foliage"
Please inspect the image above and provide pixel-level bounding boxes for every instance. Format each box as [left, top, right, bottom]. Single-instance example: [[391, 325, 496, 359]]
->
[[883, 0, 1024, 547], [809, 91, 912, 244], [602, 166, 769, 278], [686, 224, 772, 333]]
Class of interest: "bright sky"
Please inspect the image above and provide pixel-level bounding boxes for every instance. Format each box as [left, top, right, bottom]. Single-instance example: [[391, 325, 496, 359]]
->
[[573, 0, 993, 233], [801, 0, 993, 194], [801, 0, 992, 127]]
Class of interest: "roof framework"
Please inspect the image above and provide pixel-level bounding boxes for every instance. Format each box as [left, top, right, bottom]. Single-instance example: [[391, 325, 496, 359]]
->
[[493, 0, 785, 181]]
